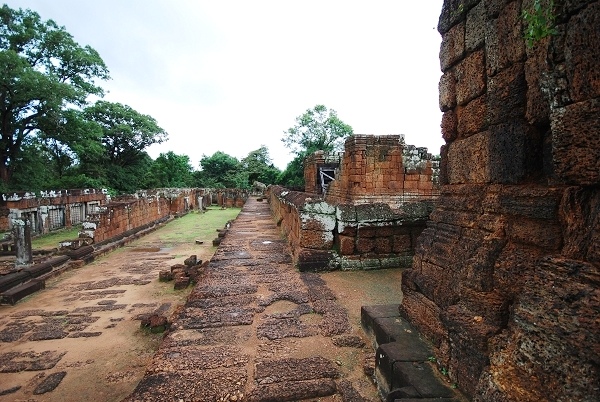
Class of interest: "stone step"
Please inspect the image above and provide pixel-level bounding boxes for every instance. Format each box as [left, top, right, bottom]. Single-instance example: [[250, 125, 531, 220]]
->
[[361, 304, 467, 401]]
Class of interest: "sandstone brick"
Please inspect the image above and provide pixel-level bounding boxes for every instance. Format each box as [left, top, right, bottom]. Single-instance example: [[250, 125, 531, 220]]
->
[[524, 36, 551, 125], [337, 235, 355, 255], [440, 21, 465, 72], [447, 131, 490, 184], [374, 237, 392, 254], [300, 229, 333, 249], [457, 95, 487, 137], [485, 1, 525, 77], [486, 62, 526, 125], [551, 98, 600, 185], [439, 71, 457, 112], [438, 0, 479, 35], [487, 122, 528, 184], [465, 0, 486, 51], [355, 237, 375, 254], [455, 50, 486, 106], [564, 2, 600, 103], [393, 234, 412, 253]]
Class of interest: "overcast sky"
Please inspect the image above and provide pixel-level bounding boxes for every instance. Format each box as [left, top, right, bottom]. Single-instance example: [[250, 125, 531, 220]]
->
[[7, 0, 444, 170]]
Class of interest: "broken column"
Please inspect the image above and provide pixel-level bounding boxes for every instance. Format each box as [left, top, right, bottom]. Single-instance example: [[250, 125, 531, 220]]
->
[[12, 218, 32, 266]]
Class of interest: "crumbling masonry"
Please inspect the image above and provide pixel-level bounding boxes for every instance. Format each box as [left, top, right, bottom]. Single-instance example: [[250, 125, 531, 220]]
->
[[400, 0, 599, 400]]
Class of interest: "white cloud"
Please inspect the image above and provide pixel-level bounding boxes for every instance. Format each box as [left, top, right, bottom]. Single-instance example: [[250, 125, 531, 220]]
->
[[9, 0, 444, 169]]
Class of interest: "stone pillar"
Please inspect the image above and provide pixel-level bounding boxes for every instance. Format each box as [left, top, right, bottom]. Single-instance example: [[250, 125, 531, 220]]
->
[[12, 218, 32, 266]]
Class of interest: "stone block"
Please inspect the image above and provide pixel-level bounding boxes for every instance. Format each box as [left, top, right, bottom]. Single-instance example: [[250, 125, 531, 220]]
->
[[564, 2, 600, 103], [399, 288, 447, 348], [455, 50, 486, 106], [337, 235, 355, 255], [524, 36, 551, 125], [439, 71, 457, 112], [457, 95, 487, 137], [300, 229, 333, 249], [438, 0, 479, 35], [447, 131, 490, 184], [507, 217, 562, 250], [174, 276, 190, 290], [440, 22, 465, 72], [486, 62, 526, 125], [487, 122, 528, 183], [465, 0, 486, 51], [356, 237, 375, 254], [442, 111, 458, 143], [300, 212, 336, 232], [485, 1, 525, 77], [561, 186, 600, 265], [551, 98, 600, 185], [393, 361, 457, 398], [374, 237, 392, 254], [393, 234, 412, 253], [296, 249, 335, 272]]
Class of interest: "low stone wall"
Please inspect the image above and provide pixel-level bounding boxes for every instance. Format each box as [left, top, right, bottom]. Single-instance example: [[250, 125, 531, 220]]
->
[[268, 185, 433, 271], [81, 189, 202, 244], [0, 189, 107, 234]]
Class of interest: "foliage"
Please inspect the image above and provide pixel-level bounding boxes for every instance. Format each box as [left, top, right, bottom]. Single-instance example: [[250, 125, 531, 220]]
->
[[195, 151, 247, 189], [522, 0, 557, 48], [83, 101, 167, 167], [282, 104, 353, 156], [276, 153, 306, 190], [241, 146, 280, 186], [145, 151, 194, 188], [0, 5, 109, 184]]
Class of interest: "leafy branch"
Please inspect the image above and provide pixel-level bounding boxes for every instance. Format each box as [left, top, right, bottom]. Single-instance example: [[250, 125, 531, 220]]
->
[[522, 0, 557, 48]]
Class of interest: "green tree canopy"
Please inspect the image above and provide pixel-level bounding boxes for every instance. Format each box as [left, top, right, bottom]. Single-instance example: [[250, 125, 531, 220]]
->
[[282, 104, 353, 156], [241, 145, 280, 186], [145, 151, 194, 188], [0, 5, 109, 184], [196, 151, 247, 189], [83, 101, 168, 167], [279, 104, 353, 188]]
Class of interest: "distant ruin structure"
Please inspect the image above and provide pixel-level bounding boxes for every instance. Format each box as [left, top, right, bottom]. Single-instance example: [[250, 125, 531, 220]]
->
[[269, 134, 440, 271], [399, 0, 600, 400]]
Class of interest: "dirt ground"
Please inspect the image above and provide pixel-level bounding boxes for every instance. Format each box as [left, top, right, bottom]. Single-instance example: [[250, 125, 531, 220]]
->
[[0, 206, 403, 402]]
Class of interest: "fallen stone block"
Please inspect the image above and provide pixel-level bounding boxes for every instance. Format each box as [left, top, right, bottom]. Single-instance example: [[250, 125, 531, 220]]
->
[[158, 270, 173, 282], [174, 276, 190, 290]]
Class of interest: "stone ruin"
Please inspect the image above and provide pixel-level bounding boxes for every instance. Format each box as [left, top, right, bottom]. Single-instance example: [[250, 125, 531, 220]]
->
[[268, 134, 440, 271], [0, 187, 246, 305], [398, 0, 600, 400]]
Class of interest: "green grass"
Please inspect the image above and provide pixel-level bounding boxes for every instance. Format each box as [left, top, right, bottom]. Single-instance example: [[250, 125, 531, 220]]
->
[[150, 207, 241, 246], [31, 226, 82, 250], [28, 207, 241, 251]]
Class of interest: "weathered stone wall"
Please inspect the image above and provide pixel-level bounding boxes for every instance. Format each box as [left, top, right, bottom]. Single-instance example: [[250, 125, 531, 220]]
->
[[81, 189, 199, 244], [324, 135, 439, 206], [0, 189, 107, 234], [268, 185, 433, 271], [400, 1, 600, 400], [215, 189, 249, 208]]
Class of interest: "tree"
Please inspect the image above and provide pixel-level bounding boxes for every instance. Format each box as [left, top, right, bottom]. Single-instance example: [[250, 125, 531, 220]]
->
[[241, 145, 280, 186], [276, 154, 306, 190], [195, 151, 246, 189], [83, 101, 167, 168], [280, 105, 353, 188], [0, 5, 109, 185], [282, 104, 353, 156], [145, 151, 194, 188]]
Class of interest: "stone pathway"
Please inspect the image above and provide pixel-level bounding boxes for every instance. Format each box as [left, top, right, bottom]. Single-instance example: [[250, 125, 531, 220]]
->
[[125, 198, 377, 402]]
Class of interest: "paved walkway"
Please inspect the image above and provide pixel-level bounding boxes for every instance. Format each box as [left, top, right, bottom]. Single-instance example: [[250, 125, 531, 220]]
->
[[125, 198, 377, 402]]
